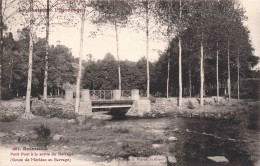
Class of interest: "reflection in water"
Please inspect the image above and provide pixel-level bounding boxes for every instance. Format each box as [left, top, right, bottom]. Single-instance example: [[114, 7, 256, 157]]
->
[[107, 114, 259, 166], [94, 109, 259, 166], [168, 118, 258, 166]]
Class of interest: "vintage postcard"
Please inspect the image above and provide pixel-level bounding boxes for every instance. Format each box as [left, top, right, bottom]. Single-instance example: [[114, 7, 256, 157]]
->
[[0, 0, 259, 165]]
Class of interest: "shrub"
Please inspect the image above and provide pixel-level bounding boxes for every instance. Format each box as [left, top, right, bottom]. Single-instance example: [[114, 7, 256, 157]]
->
[[0, 113, 18, 122], [33, 124, 51, 139], [187, 100, 195, 109], [32, 105, 76, 119]]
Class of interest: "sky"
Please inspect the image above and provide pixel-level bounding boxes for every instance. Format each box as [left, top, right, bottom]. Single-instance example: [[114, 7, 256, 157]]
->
[[46, 17, 166, 62], [5, 0, 260, 65], [240, 0, 260, 69]]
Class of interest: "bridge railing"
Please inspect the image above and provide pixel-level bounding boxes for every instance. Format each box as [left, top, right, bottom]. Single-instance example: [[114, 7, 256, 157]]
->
[[121, 90, 132, 100], [89, 90, 114, 100], [65, 89, 140, 101]]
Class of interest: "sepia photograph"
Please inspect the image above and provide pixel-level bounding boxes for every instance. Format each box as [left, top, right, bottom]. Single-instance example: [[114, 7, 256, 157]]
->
[[0, 0, 259, 165]]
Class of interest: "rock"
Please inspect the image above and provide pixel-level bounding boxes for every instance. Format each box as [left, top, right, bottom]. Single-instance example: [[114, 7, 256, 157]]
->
[[28, 130, 38, 139], [91, 126, 97, 130], [53, 134, 65, 141], [67, 119, 76, 124], [13, 131, 27, 137], [173, 128, 179, 132], [207, 156, 229, 163], [168, 136, 177, 141], [76, 115, 86, 125], [228, 138, 236, 142], [117, 142, 123, 146], [92, 115, 112, 120], [167, 156, 177, 164], [186, 129, 190, 132], [152, 144, 162, 148], [150, 129, 164, 135]]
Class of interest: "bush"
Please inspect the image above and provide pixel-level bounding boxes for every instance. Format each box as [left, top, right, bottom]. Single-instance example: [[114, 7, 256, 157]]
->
[[0, 113, 18, 122], [0, 107, 19, 122], [32, 105, 76, 119], [187, 100, 195, 109], [34, 124, 51, 139]]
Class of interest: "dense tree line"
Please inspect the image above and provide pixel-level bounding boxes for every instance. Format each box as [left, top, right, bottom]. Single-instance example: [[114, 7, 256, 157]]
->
[[2, 29, 76, 99]]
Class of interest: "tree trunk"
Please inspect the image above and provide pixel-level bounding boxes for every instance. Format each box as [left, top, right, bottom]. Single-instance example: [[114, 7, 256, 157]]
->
[[189, 64, 191, 97], [237, 50, 240, 100], [227, 38, 231, 100], [43, 0, 49, 99], [58, 87, 60, 96], [75, 13, 85, 114], [115, 21, 121, 91], [9, 54, 13, 90], [178, 0, 182, 107], [200, 42, 204, 107], [23, 0, 34, 119], [167, 56, 170, 98], [0, 0, 2, 101], [145, 0, 150, 97], [216, 41, 219, 104], [178, 37, 182, 107]]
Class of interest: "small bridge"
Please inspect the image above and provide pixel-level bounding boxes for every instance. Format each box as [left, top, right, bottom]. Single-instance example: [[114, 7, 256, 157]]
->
[[89, 90, 133, 110], [64, 89, 151, 116]]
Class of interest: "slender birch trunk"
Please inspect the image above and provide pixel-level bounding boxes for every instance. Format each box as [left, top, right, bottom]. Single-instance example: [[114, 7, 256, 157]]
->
[[216, 41, 219, 104], [145, 0, 150, 97], [9, 54, 13, 89], [178, 37, 182, 107], [75, 13, 85, 114], [189, 63, 191, 97], [227, 38, 231, 100], [167, 56, 170, 98], [0, 0, 3, 100], [200, 42, 204, 107], [43, 0, 49, 99], [237, 50, 240, 100], [178, 0, 182, 107], [23, 0, 34, 119], [115, 21, 121, 91]]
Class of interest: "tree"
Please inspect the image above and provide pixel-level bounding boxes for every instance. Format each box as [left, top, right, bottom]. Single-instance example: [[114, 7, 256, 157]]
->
[[22, 0, 34, 119], [64, 0, 94, 114], [41, 0, 62, 99], [155, 1, 177, 98], [156, 0, 191, 106], [0, 0, 2, 100], [92, 0, 133, 91], [43, 0, 50, 99], [1, 0, 20, 100]]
